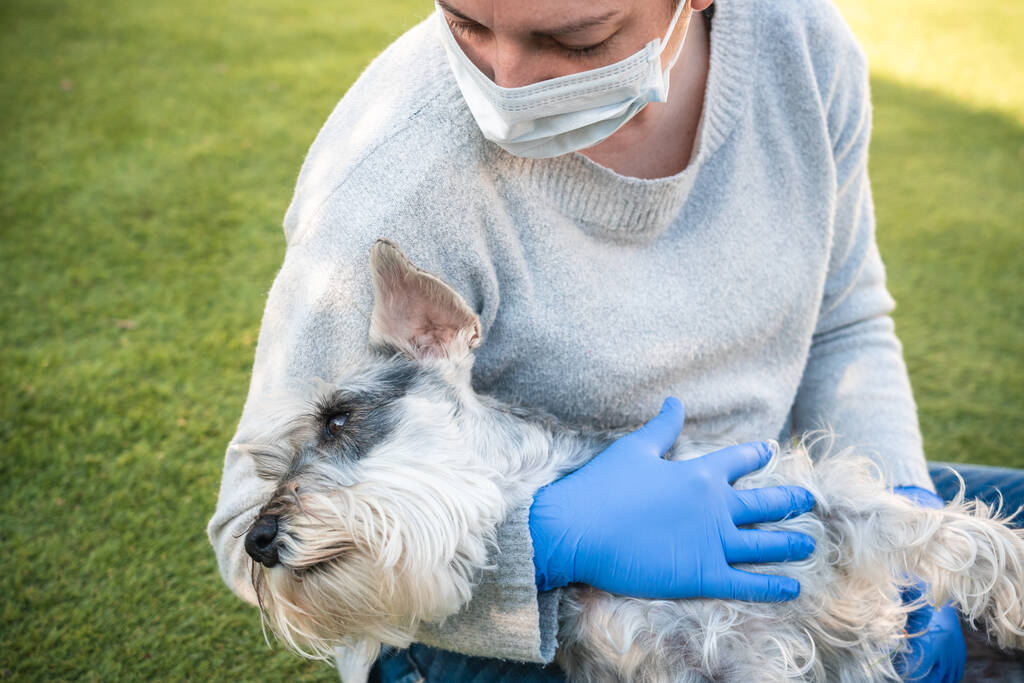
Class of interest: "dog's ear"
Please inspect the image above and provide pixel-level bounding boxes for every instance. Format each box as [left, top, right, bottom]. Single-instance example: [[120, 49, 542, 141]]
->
[[368, 239, 482, 361]]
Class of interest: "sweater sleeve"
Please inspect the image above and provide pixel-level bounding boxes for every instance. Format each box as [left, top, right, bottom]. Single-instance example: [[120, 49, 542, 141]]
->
[[205, 200, 561, 666], [415, 501, 563, 663], [789, 44, 935, 492]]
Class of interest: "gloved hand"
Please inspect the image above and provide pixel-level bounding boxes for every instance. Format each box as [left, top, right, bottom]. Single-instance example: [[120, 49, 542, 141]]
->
[[529, 397, 817, 601], [892, 486, 966, 683]]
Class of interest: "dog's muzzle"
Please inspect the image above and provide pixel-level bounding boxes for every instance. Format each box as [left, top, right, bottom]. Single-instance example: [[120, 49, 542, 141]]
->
[[245, 514, 280, 567]]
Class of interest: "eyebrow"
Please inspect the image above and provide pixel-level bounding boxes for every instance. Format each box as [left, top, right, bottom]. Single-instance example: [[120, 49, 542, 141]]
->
[[437, 1, 620, 36]]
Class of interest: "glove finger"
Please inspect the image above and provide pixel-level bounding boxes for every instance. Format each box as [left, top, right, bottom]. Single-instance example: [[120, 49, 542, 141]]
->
[[903, 602, 935, 636], [893, 641, 935, 680], [725, 529, 815, 564], [699, 441, 772, 482], [893, 485, 945, 510], [952, 658, 965, 683], [715, 568, 800, 602], [625, 397, 686, 459], [934, 604, 967, 683], [900, 580, 926, 605], [910, 650, 941, 682], [730, 486, 816, 526]]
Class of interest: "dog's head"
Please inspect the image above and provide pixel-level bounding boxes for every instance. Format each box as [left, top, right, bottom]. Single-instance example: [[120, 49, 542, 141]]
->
[[242, 240, 505, 659]]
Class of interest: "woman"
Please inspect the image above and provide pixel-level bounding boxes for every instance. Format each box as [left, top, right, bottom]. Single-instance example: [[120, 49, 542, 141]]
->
[[208, 0, 1017, 680]]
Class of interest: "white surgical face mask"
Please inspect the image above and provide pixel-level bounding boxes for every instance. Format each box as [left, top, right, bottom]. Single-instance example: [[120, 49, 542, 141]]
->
[[435, 0, 693, 159]]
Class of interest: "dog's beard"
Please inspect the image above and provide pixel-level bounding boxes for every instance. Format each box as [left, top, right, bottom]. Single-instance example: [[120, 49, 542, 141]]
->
[[252, 456, 507, 660]]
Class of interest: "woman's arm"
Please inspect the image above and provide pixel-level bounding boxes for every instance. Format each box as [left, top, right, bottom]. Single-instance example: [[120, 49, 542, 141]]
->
[[414, 502, 562, 662], [789, 41, 934, 491], [205, 220, 561, 664], [788, 32, 966, 679]]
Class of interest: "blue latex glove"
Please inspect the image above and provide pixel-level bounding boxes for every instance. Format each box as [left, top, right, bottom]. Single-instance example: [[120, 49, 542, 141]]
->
[[892, 486, 967, 683], [529, 397, 817, 601]]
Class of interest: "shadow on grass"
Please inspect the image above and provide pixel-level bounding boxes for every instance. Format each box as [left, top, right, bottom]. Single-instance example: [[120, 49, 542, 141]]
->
[[867, 75, 1024, 468]]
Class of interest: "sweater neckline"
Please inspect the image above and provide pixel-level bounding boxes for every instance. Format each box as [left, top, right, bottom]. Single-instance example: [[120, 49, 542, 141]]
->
[[500, 0, 757, 240]]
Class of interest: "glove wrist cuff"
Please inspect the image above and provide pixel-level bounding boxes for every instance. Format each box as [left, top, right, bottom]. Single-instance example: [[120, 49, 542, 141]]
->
[[893, 485, 944, 510], [529, 489, 574, 591]]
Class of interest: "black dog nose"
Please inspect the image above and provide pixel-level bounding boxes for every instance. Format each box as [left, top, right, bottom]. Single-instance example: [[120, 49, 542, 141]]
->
[[245, 514, 280, 567]]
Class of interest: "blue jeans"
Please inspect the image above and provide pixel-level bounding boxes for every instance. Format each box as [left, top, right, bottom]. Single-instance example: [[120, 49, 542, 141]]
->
[[372, 462, 1024, 683]]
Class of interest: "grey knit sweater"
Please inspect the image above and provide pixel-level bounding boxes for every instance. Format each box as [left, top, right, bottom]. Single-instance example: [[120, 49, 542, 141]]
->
[[207, 0, 935, 678]]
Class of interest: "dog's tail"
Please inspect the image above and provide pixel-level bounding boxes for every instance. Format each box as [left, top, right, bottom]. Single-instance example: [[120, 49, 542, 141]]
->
[[888, 478, 1024, 651]]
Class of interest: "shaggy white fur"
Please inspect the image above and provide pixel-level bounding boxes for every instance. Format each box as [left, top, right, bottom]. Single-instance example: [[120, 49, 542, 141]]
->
[[239, 241, 1024, 682]]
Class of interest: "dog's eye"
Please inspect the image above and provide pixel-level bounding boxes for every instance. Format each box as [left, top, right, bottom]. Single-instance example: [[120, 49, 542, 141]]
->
[[324, 413, 349, 438]]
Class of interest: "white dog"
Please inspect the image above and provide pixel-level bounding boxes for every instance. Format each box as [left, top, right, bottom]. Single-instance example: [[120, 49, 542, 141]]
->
[[239, 239, 1024, 682]]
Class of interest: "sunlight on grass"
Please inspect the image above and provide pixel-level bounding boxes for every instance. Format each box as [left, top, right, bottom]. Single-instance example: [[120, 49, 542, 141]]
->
[[836, 0, 1024, 123], [1, 0, 1021, 679], [835, 0, 1024, 465]]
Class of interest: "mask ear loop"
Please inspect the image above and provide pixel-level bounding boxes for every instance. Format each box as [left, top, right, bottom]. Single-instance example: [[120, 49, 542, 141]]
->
[[658, 0, 694, 72]]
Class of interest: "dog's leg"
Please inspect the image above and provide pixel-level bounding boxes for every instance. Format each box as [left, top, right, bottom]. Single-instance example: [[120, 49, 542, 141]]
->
[[814, 451, 1024, 653], [889, 494, 1024, 650]]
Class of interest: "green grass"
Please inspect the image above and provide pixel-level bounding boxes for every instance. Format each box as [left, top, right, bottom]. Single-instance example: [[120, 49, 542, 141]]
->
[[835, 0, 1024, 463], [1, 0, 1021, 679]]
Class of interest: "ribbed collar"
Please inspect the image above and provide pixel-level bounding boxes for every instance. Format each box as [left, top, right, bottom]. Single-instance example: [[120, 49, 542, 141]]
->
[[493, 0, 758, 240]]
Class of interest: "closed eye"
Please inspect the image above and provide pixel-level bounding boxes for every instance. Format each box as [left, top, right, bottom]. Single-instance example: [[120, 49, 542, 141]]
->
[[447, 18, 488, 39], [557, 38, 612, 60], [445, 15, 614, 61]]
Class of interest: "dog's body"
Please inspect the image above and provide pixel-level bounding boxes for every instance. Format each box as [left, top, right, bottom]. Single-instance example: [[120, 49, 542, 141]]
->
[[241, 240, 1024, 682]]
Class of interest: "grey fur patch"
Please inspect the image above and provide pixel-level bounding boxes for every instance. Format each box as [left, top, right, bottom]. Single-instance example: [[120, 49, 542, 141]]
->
[[304, 360, 419, 466], [248, 357, 422, 483]]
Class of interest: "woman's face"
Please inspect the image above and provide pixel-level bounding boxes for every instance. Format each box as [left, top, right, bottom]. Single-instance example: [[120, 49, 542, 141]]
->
[[437, 0, 700, 88]]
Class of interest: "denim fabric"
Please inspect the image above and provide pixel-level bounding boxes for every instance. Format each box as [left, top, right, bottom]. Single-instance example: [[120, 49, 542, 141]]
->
[[929, 462, 1024, 527], [372, 462, 1024, 682], [373, 644, 424, 683], [373, 642, 567, 683]]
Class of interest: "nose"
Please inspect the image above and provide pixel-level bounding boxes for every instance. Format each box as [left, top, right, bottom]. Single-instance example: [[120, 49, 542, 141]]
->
[[244, 514, 280, 567], [489, 39, 553, 88]]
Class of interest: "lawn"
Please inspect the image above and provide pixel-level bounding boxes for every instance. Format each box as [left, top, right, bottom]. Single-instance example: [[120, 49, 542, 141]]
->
[[1, 0, 1021, 679]]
